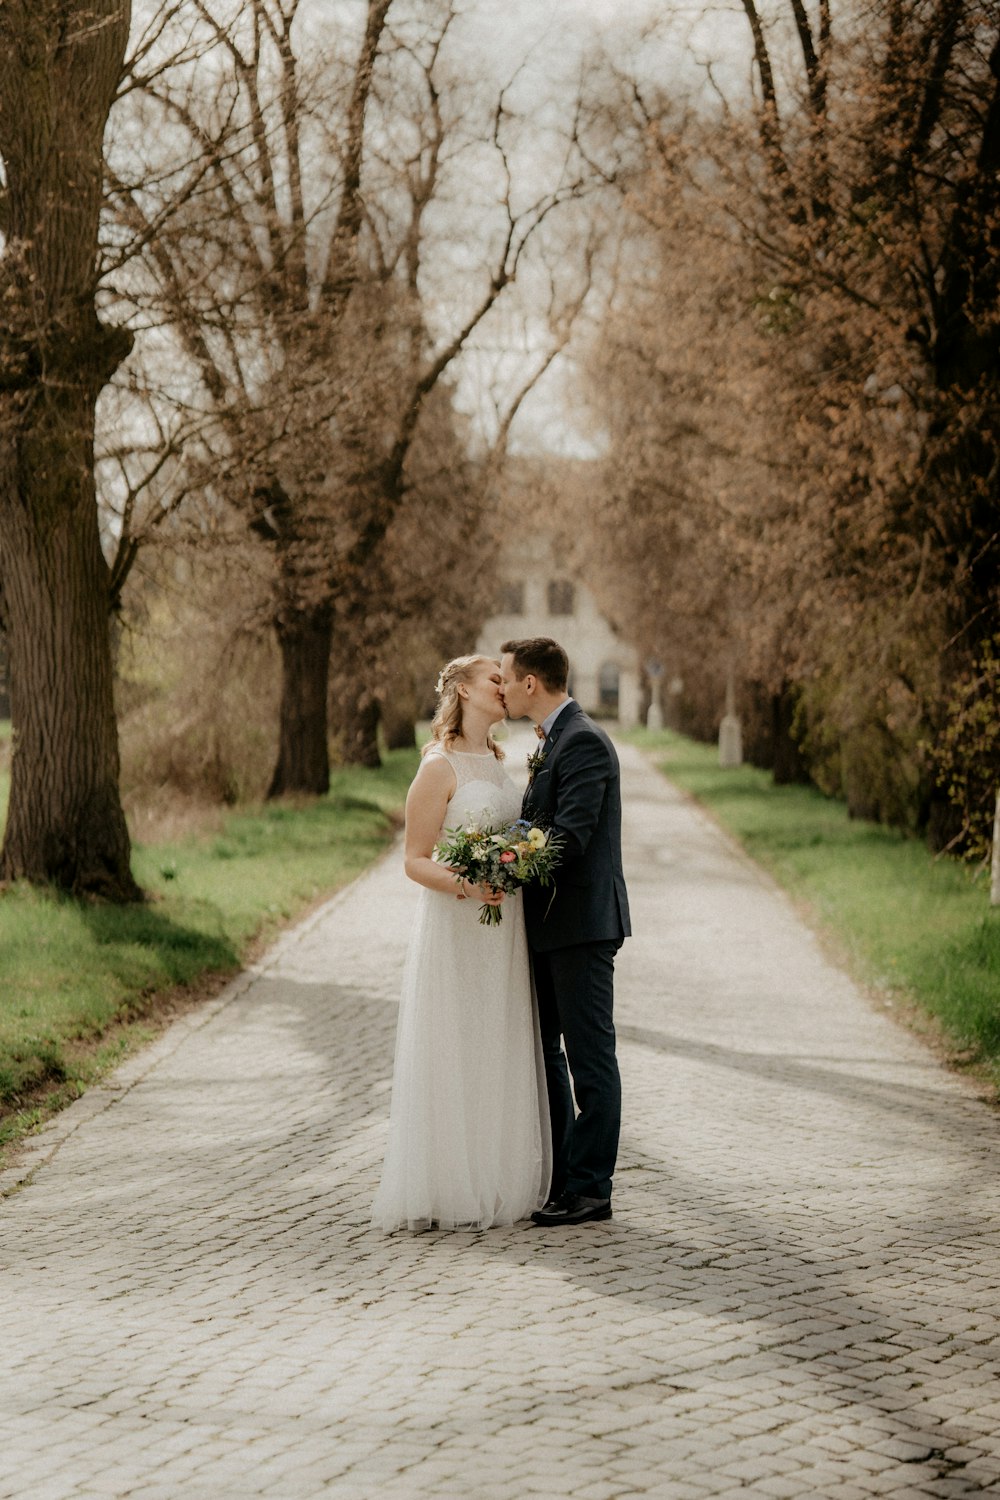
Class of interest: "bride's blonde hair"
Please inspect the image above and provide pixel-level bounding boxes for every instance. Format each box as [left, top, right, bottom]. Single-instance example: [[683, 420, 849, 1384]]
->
[[424, 655, 505, 760]]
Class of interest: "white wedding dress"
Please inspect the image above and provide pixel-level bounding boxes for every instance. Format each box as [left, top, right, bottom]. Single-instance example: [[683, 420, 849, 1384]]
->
[[372, 747, 551, 1232]]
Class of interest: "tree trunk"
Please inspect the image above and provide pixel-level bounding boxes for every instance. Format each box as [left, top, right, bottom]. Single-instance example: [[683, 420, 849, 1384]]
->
[[771, 687, 810, 785], [0, 0, 139, 900], [331, 677, 382, 768], [341, 697, 382, 767], [0, 444, 138, 896], [380, 675, 419, 751], [740, 681, 777, 771], [383, 710, 417, 751], [932, 41, 1000, 388], [0, 635, 10, 720], [268, 611, 333, 798]]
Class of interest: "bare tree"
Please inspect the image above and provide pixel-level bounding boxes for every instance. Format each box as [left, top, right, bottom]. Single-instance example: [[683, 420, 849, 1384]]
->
[[106, 0, 601, 790], [103, 0, 395, 797], [0, 1, 141, 898], [565, 4, 999, 847]]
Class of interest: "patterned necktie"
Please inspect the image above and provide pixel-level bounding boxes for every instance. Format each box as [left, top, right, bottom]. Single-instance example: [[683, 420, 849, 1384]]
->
[[535, 724, 546, 741]]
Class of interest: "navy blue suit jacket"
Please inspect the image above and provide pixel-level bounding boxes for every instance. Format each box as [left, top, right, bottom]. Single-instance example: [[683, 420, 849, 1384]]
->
[[520, 702, 631, 953]]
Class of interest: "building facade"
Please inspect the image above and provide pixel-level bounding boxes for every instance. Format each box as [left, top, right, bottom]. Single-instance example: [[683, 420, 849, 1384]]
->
[[476, 539, 640, 727]]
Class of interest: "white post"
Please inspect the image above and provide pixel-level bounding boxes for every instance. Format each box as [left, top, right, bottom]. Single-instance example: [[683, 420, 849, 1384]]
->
[[645, 659, 664, 731], [991, 789, 1000, 907], [718, 667, 743, 769]]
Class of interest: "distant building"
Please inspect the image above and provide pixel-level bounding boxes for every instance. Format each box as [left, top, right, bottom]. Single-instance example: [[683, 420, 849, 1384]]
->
[[477, 537, 640, 727]]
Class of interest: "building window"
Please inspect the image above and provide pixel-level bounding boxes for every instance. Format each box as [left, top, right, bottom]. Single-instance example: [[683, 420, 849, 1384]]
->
[[599, 662, 620, 711], [547, 578, 575, 616], [498, 581, 524, 614]]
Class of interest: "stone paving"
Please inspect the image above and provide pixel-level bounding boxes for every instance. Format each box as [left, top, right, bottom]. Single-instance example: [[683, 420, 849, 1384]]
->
[[2, 734, 1000, 1500]]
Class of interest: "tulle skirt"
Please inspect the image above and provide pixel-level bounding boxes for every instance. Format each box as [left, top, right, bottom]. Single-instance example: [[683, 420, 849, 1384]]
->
[[372, 886, 551, 1232]]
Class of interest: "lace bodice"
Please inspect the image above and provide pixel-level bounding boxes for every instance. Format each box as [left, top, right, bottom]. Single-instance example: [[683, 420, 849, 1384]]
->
[[427, 747, 522, 832]]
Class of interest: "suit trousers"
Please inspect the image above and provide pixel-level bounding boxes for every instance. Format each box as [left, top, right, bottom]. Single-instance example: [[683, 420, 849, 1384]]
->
[[532, 940, 622, 1202]]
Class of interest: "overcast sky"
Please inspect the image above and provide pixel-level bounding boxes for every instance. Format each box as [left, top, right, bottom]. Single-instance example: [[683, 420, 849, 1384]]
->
[[448, 0, 754, 103], [428, 1, 756, 455]]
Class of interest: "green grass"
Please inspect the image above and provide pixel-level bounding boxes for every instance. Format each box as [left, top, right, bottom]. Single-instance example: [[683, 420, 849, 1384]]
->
[[0, 749, 418, 1161], [630, 728, 1000, 1090]]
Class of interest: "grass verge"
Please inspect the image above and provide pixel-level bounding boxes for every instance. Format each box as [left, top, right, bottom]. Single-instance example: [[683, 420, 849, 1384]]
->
[[630, 728, 1000, 1096], [0, 749, 418, 1165]]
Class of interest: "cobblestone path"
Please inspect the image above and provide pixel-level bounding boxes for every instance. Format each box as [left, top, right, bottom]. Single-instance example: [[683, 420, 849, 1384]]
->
[[2, 736, 999, 1500]]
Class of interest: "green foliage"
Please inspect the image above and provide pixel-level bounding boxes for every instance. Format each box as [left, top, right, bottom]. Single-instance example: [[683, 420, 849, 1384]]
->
[[926, 640, 1000, 862], [752, 282, 803, 336], [0, 750, 418, 1153], [796, 683, 925, 830], [632, 729, 1000, 1088]]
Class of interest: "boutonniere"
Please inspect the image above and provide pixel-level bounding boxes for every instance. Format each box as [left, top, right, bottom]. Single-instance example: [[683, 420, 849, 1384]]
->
[[527, 746, 547, 782]]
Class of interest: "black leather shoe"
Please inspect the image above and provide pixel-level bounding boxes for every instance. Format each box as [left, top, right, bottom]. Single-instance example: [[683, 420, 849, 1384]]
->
[[531, 1191, 612, 1226]]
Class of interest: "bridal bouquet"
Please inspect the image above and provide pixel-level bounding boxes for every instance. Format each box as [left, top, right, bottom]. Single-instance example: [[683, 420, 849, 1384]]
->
[[434, 818, 562, 926]]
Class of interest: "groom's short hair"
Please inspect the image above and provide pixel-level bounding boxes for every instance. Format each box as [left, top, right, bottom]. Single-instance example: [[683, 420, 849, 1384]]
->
[[500, 637, 569, 692]]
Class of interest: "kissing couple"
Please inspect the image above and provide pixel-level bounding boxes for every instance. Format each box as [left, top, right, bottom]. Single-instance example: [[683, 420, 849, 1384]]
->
[[371, 637, 631, 1232]]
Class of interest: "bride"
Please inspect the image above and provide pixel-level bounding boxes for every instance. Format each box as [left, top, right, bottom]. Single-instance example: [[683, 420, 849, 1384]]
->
[[371, 654, 551, 1232]]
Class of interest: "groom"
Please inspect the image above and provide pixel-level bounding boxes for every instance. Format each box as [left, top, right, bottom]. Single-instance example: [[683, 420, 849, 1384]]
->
[[499, 638, 630, 1226]]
